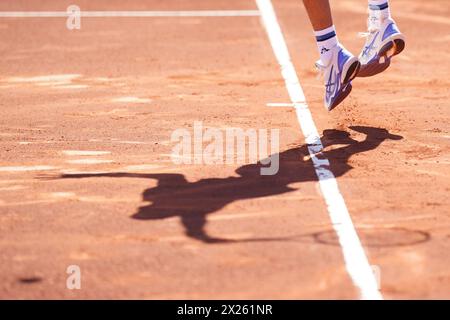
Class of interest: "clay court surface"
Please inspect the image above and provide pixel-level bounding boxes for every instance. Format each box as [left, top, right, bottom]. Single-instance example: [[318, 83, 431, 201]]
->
[[0, 0, 449, 299]]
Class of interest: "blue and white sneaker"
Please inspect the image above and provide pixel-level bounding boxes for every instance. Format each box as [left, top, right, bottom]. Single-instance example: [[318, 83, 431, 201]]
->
[[358, 14, 405, 77], [316, 44, 360, 111]]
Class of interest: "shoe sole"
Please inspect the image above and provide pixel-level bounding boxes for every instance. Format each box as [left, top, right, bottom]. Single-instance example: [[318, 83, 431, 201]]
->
[[328, 59, 360, 111], [357, 36, 405, 78], [343, 59, 361, 84]]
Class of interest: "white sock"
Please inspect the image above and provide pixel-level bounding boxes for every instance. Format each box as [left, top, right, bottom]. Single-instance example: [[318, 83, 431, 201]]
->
[[314, 25, 338, 66], [368, 0, 391, 21]]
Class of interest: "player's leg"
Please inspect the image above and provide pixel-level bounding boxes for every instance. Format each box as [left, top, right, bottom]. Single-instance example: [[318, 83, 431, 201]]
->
[[357, 0, 405, 77], [302, 0, 333, 31], [302, 0, 360, 111]]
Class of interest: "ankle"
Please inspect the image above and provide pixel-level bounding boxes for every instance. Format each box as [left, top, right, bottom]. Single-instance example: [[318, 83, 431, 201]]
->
[[368, 0, 391, 21], [314, 25, 338, 66]]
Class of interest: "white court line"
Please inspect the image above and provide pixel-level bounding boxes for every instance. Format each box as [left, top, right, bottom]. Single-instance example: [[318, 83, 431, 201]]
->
[[0, 10, 260, 18], [266, 102, 294, 107], [256, 0, 382, 300]]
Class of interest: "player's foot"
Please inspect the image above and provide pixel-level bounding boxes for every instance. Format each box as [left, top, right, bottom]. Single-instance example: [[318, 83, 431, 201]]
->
[[316, 44, 360, 111], [357, 15, 405, 77]]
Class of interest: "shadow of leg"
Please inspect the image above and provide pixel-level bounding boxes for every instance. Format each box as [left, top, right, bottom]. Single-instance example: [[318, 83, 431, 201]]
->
[[181, 213, 232, 244]]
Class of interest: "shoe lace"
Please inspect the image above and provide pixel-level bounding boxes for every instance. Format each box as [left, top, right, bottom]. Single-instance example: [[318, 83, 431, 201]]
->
[[358, 9, 381, 38], [314, 60, 326, 81], [315, 60, 335, 95], [358, 10, 383, 58]]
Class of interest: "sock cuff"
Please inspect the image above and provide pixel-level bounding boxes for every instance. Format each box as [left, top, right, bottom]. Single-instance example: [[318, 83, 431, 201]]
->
[[314, 25, 337, 42], [368, 0, 389, 10], [369, 3, 389, 10]]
